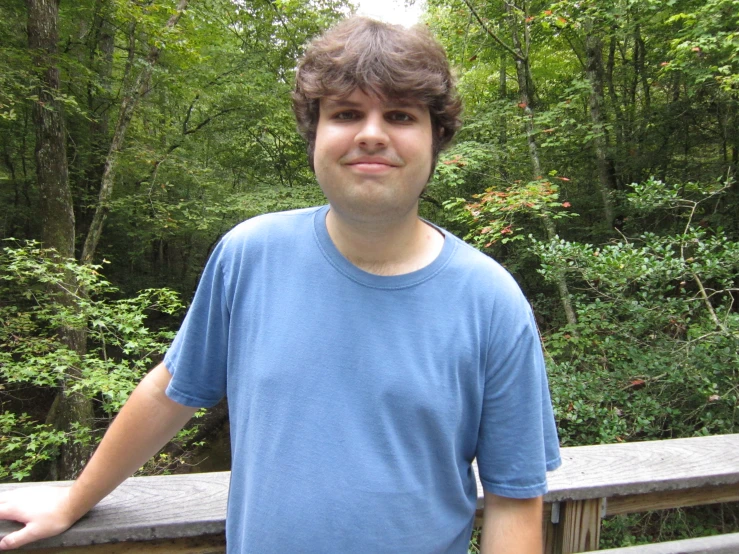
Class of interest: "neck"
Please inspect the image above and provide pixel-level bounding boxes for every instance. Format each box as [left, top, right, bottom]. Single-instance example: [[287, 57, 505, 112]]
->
[[325, 206, 444, 276]]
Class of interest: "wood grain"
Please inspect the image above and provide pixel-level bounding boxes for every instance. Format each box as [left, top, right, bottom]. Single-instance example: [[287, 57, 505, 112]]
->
[[472, 435, 739, 505], [543, 434, 739, 502], [26, 535, 225, 553], [0, 473, 229, 550], [1, 434, 737, 551], [606, 483, 739, 516], [549, 499, 602, 554]]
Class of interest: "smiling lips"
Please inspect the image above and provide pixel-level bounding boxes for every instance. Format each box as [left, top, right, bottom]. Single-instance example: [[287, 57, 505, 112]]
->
[[343, 156, 403, 174]]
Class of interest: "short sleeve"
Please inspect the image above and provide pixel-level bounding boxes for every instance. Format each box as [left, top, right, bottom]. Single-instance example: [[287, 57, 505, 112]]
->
[[163, 240, 230, 407], [476, 297, 561, 499]]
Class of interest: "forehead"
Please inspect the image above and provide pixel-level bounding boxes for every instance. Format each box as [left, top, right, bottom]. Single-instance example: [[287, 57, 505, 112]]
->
[[320, 89, 427, 112]]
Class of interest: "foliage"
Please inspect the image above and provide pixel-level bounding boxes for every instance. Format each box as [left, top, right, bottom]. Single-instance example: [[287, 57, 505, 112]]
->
[[0, 0, 347, 295], [0, 0, 737, 542], [444, 174, 576, 248], [0, 413, 72, 482], [467, 528, 481, 553], [663, 0, 739, 95], [0, 241, 183, 480], [601, 505, 739, 548], [533, 179, 738, 445]]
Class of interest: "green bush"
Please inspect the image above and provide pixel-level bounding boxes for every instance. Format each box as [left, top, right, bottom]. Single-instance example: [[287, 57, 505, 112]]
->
[[533, 178, 738, 445], [0, 241, 184, 480]]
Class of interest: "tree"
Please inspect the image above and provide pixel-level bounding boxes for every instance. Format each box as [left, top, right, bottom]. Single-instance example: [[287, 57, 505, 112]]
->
[[26, 0, 94, 479], [0, 241, 184, 481], [80, 0, 189, 266], [2, 0, 349, 479], [439, 0, 578, 326]]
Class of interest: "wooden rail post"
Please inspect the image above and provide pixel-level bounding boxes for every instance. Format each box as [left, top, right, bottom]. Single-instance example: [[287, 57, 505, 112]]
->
[[545, 498, 603, 554]]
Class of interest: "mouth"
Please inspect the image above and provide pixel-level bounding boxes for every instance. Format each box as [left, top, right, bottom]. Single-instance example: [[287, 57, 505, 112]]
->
[[346, 163, 395, 175], [344, 157, 401, 174]]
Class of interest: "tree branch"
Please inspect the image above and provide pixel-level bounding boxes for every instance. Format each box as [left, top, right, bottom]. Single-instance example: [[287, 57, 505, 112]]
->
[[184, 107, 240, 135], [80, 0, 190, 265], [460, 0, 523, 61]]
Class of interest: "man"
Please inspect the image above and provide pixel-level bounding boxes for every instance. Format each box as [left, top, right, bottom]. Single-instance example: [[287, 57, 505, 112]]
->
[[0, 17, 560, 553]]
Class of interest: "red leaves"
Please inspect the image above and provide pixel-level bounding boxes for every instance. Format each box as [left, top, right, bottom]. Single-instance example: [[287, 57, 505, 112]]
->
[[442, 155, 466, 167], [517, 102, 528, 109], [562, 201, 571, 208]]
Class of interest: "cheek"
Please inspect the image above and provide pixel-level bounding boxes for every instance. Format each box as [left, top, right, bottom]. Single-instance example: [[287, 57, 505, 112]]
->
[[312, 146, 335, 186], [313, 134, 336, 162]]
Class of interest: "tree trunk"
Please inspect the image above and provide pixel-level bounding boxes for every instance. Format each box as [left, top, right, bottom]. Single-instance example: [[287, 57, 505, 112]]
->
[[27, 0, 74, 257], [633, 24, 651, 155], [26, 0, 94, 480], [80, 0, 189, 265], [733, 108, 738, 177], [499, 52, 509, 180], [507, 1, 578, 328], [726, 102, 738, 179], [584, 20, 616, 226], [78, 0, 115, 237]]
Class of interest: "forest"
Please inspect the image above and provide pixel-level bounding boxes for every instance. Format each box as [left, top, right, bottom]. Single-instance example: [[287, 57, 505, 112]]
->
[[0, 0, 737, 547]]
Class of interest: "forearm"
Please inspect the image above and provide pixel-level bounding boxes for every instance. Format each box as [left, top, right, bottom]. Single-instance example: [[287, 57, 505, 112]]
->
[[66, 363, 197, 521], [479, 493, 543, 554], [0, 363, 197, 550]]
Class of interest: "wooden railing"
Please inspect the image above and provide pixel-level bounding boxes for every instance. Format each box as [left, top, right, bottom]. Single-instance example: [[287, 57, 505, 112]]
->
[[1, 434, 737, 553], [533, 434, 739, 553]]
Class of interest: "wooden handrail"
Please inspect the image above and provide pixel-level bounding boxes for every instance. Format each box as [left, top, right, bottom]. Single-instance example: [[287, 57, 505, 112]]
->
[[474, 434, 739, 552], [1, 434, 737, 552], [538, 434, 739, 552]]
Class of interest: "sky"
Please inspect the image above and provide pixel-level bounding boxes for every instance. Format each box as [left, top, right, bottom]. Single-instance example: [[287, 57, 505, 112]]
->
[[355, 0, 425, 27]]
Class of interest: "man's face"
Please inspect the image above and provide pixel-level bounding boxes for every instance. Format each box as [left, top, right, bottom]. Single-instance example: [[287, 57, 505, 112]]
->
[[314, 89, 433, 225]]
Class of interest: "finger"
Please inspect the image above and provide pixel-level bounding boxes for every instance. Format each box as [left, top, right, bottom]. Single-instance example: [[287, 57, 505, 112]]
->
[[0, 505, 26, 524], [0, 528, 27, 551], [0, 522, 44, 551]]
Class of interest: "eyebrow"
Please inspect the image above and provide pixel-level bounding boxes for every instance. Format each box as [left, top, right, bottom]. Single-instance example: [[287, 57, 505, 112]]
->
[[322, 98, 424, 111]]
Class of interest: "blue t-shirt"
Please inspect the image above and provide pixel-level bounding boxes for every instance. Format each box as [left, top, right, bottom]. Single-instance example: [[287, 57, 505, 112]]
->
[[164, 206, 560, 553]]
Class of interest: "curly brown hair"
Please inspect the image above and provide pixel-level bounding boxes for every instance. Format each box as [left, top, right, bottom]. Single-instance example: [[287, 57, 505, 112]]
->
[[292, 16, 462, 172]]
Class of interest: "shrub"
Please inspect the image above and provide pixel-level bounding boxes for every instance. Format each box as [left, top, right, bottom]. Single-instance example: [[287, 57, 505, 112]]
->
[[0, 241, 184, 480]]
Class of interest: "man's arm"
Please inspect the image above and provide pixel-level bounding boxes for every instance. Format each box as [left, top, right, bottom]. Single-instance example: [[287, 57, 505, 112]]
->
[[0, 363, 197, 551], [479, 492, 543, 554]]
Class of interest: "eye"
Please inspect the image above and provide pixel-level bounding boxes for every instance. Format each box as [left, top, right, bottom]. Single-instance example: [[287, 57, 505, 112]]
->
[[387, 111, 415, 123], [332, 110, 359, 121]]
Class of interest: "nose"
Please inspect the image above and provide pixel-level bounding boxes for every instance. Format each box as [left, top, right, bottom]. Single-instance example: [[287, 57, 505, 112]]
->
[[354, 111, 389, 150]]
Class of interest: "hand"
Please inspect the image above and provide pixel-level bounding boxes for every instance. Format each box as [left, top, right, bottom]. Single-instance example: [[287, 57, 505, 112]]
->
[[0, 486, 78, 550]]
